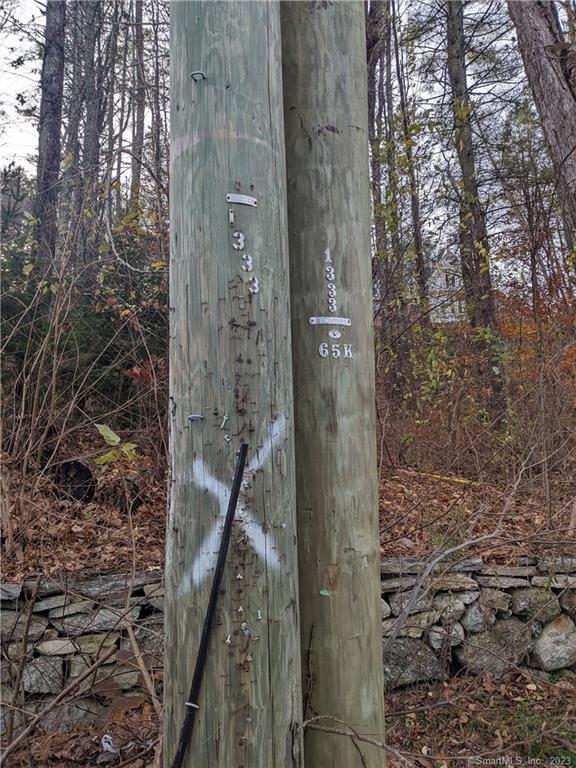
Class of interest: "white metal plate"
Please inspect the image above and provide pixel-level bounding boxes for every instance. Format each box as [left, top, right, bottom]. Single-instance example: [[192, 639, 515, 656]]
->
[[309, 316, 352, 326], [226, 193, 258, 207]]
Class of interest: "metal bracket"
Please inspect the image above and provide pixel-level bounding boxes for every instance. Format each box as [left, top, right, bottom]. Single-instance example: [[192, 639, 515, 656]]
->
[[226, 193, 258, 208], [309, 316, 352, 326], [190, 71, 206, 82]]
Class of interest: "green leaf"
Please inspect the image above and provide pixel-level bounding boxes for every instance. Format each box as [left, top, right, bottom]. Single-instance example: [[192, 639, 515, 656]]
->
[[319, 589, 331, 597], [121, 442, 138, 459], [95, 423, 121, 446], [94, 449, 121, 464]]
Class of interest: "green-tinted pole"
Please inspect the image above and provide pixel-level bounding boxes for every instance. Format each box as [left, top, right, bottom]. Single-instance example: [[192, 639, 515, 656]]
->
[[281, 2, 386, 766], [166, 2, 303, 766]]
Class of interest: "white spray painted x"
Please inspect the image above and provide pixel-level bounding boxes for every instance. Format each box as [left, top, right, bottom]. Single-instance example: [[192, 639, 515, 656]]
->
[[184, 414, 286, 588]]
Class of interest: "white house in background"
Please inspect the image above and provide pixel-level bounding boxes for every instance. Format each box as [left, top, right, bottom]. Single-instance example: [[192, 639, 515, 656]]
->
[[427, 245, 465, 324]]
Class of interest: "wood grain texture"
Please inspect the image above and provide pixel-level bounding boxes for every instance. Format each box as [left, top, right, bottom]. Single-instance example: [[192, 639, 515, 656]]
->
[[281, 2, 386, 766], [165, 3, 303, 766]]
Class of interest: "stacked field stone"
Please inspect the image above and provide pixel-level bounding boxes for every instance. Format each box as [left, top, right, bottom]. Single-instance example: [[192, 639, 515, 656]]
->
[[381, 556, 576, 689], [2, 556, 575, 732], [0, 573, 163, 733]]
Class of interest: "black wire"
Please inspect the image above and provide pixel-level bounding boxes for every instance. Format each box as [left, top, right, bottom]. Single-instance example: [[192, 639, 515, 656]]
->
[[170, 441, 249, 768]]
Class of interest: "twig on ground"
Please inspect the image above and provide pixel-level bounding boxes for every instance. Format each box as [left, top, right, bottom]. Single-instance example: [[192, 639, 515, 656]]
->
[[125, 622, 163, 724], [304, 715, 415, 766]]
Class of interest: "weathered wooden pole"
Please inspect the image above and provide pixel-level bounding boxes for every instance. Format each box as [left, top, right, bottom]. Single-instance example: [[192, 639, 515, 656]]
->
[[281, 3, 386, 767], [165, 3, 303, 766]]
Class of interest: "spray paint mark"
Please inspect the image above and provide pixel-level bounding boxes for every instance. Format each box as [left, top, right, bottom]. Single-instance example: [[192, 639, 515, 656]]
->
[[182, 414, 287, 589]]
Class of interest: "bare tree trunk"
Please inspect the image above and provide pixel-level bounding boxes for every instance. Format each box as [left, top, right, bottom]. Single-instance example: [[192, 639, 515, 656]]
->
[[366, 1, 387, 313], [150, 0, 166, 252], [392, 0, 429, 316], [508, 0, 576, 254], [382, 5, 411, 396], [60, 0, 82, 243], [116, 11, 130, 218], [79, 0, 102, 260], [129, 0, 145, 210], [446, 0, 497, 330], [35, 0, 65, 267], [106, 2, 120, 224]]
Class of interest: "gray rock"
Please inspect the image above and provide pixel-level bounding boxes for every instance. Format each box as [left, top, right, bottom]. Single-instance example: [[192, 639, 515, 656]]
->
[[523, 667, 551, 683], [388, 590, 435, 617], [479, 588, 512, 615], [531, 622, 543, 639], [33, 594, 71, 613], [74, 633, 119, 655], [50, 606, 140, 635], [529, 615, 576, 671], [510, 588, 561, 623], [4, 643, 34, 661], [0, 584, 20, 601], [461, 602, 495, 634], [537, 557, 576, 574], [0, 611, 48, 643], [481, 565, 536, 577], [517, 557, 538, 566], [383, 637, 448, 689], [143, 582, 163, 597], [0, 682, 13, 702], [381, 598, 391, 619], [477, 576, 530, 589], [381, 576, 418, 591], [459, 590, 481, 605], [455, 618, 532, 676], [37, 697, 104, 731], [22, 656, 62, 694], [122, 616, 163, 662], [381, 557, 482, 575], [433, 593, 465, 623], [48, 600, 95, 618], [26, 572, 160, 604], [36, 638, 79, 655], [427, 622, 464, 650], [381, 574, 479, 592], [532, 576, 576, 589], [0, 660, 12, 684], [383, 611, 440, 639], [69, 658, 139, 694], [560, 590, 576, 620], [430, 574, 479, 592], [0, 684, 24, 736], [146, 598, 164, 612]]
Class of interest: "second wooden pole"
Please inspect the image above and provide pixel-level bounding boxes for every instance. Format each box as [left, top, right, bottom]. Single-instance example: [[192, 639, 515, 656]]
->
[[281, 2, 386, 766]]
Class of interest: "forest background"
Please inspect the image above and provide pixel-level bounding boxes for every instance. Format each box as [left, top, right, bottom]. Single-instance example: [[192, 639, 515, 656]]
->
[[1, 0, 575, 764]]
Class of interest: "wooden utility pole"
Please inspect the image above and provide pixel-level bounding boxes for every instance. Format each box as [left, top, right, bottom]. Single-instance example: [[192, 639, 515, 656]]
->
[[165, 3, 303, 767], [281, 3, 386, 767]]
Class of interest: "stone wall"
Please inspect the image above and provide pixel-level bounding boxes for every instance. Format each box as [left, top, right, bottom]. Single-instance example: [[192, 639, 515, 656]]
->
[[0, 573, 163, 733], [381, 556, 576, 689], [1, 556, 575, 733]]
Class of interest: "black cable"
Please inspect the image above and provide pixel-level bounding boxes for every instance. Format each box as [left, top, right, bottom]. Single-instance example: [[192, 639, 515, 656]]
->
[[171, 442, 249, 768]]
